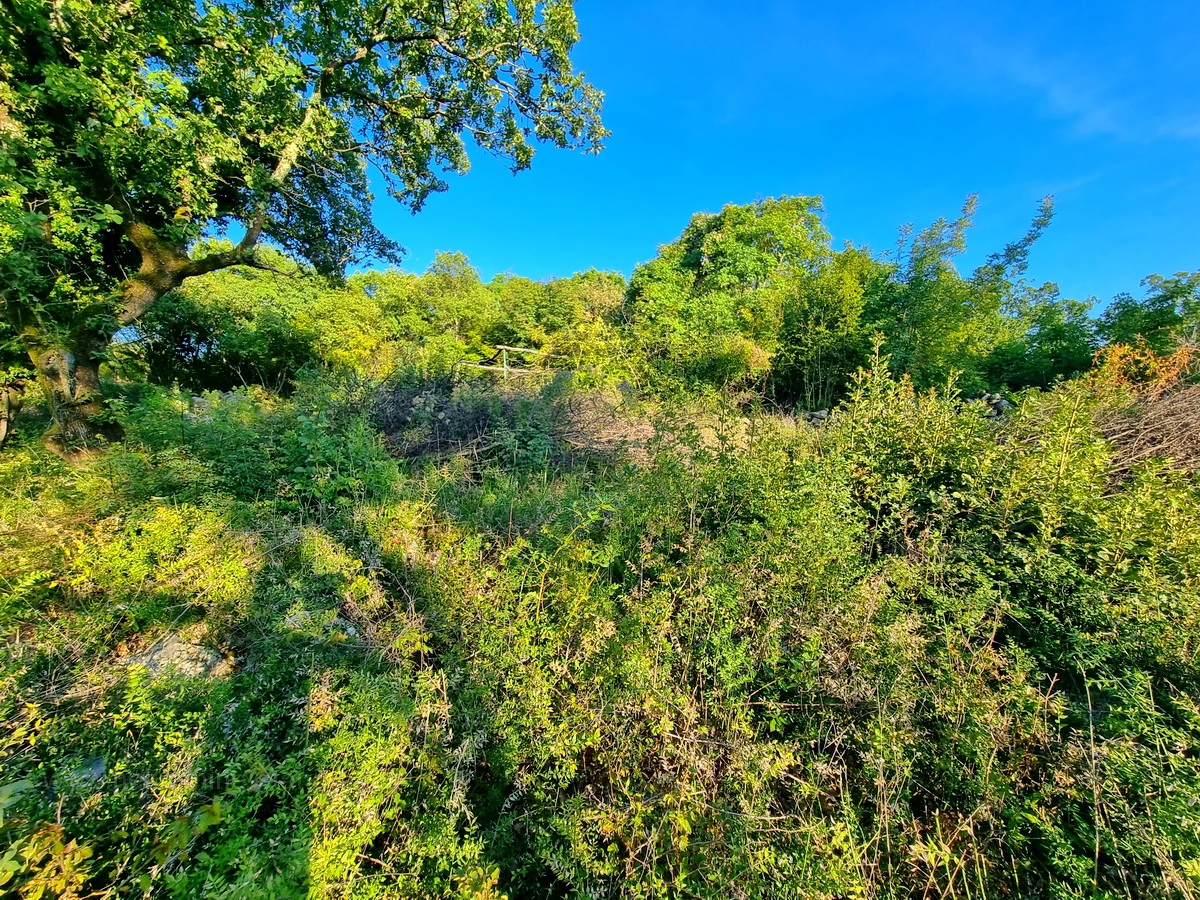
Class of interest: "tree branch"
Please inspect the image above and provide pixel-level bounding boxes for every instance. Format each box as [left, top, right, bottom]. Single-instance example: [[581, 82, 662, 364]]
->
[[117, 220, 273, 325]]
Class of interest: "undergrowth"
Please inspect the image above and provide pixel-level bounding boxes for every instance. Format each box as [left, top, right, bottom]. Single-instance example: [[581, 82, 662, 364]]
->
[[1, 363, 1199, 899]]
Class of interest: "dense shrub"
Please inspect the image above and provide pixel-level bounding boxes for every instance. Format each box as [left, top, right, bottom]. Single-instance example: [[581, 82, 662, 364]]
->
[[3, 352, 1199, 898]]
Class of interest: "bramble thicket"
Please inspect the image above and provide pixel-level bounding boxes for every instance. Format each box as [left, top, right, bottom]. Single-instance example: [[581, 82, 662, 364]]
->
[[3, 2, 1200, 899]]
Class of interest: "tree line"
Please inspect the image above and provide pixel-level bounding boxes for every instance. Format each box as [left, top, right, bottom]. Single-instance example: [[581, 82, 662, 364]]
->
[[21, 194, 1187, 427]]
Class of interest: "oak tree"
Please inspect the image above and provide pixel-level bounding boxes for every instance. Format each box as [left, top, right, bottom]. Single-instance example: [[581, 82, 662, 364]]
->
[[0, 0, 605, 452]]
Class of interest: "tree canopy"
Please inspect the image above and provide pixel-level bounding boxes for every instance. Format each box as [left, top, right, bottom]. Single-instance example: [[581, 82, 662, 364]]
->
[[624, 196, 829, 390], [1099, 272, 1200, 353], [621, 194, 1101, 403]]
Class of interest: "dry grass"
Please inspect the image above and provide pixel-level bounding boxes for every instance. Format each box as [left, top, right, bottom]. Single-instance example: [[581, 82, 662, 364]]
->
[[1089, 343, 1200, 477], [371, 373, 655, 466], [1097, 383, 1200, 477], [556, 386, 656, 463]]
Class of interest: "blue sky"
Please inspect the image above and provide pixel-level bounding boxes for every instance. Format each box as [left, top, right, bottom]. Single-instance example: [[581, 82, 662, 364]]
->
[[371, 0, 1200, 307]]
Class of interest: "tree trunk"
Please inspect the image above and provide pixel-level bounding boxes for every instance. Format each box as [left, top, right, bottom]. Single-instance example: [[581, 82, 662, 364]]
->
[[5, 219, 265, 458], [30, 331, 123, 458], [15, 224, 211, 457], [0, 381, 24, 451]]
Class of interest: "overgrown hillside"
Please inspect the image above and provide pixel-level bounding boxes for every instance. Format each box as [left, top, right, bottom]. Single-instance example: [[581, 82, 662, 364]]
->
[[2, 201, 1200, 899]]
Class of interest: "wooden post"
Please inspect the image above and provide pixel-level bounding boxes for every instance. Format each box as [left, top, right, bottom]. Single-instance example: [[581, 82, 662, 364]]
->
[[502, 347, 508, 384]]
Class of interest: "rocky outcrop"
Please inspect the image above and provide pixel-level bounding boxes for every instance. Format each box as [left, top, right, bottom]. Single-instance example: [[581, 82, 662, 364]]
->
[[121, 634, 231, 679]]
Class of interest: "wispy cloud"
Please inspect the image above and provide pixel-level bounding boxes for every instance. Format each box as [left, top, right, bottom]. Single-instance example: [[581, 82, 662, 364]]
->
[[1158, 117, 1200, 140], [905, 5, 1200, 145], [988, 52, 1121, 137]]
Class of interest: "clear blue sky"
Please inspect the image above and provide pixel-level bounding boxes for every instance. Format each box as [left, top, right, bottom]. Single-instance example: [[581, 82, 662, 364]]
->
[[371, 0, 1200, 307]]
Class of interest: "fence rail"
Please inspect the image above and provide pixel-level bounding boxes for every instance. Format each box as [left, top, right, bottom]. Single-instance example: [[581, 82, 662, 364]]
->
[[454, 344, 563, 383]]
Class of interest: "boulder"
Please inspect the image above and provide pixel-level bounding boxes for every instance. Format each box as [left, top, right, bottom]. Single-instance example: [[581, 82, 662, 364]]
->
[[121, 634, 230, 679], [978, 392, 1014, 418]]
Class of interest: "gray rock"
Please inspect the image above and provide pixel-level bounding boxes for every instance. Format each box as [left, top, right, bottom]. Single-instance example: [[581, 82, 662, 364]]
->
[[187, 396, 213, 423], [122, 635, 228, 679], [283, 610, 315, 629], [976, 392, 1014, 418], [69, 756, 107, 785]]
